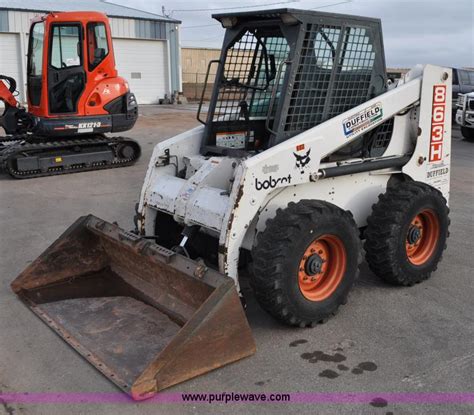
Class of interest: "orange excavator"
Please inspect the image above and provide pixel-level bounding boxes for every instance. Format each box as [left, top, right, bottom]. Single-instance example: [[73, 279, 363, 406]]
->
[[0, 11, 140, 178]]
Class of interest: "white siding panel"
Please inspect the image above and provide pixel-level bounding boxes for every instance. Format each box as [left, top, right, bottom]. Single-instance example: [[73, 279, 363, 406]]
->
[[9, 11, 138, 39], [113, 38, 168, 104], [8, 11, 41, 34], [109, 17, 135, 38], [0, 33, 23, 103]]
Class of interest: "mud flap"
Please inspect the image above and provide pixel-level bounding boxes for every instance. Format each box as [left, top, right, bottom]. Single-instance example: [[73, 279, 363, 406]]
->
[[11, 215, 256, 400]]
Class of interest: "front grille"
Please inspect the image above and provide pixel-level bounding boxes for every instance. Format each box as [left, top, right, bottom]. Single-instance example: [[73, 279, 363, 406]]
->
[[457, 94, 466, 108], [468, 99, 474, 111]]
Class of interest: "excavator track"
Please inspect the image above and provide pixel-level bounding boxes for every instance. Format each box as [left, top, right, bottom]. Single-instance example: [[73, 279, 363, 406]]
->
[[0, 135, 141, 179]]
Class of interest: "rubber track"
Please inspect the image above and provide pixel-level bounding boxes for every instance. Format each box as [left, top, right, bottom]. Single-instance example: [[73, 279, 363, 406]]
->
[[251, 200, 362, 328], [364, 181, 450, 286], [1, 136, 140, 179]]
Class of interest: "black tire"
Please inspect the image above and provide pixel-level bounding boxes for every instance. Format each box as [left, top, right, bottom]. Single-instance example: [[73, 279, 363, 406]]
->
[[461, 126, 474, 142], [251, 200, 361, 327], [364, 181, 450, 286]]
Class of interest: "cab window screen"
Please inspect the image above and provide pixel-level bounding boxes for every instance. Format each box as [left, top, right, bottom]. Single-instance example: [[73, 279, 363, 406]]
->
[[50, 25, 82, 69], [87, 23, 109, 70]]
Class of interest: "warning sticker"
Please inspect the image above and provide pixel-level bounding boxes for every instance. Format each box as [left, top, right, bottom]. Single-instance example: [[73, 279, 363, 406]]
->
[[216, 131, 254, 149]]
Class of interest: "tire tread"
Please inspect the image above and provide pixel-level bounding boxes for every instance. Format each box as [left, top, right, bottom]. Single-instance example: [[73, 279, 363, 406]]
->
[[252, 200, 362, 327]]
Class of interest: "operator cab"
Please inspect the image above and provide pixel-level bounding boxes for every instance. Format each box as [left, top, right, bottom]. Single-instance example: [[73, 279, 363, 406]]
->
[[27, 12, 116, 117], [199, 9, 391, 158], [28, 14, 111, 115], [17, 11, 138, 138]]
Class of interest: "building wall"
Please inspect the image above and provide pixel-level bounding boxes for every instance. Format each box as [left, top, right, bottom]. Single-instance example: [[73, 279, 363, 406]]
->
[[108, 16, 181, 93], [167, 23, 181, 94], [0, 9, 8, 30], [181, 48, 221, 100], [108, 17, 136, 38], [1, 10, 181, 103], [182, 47, 221, 82], [181, 48, 416, 100], [386, 67, 410, 80]]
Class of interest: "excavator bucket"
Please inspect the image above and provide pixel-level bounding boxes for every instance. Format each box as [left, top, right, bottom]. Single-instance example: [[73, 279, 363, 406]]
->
[[11, 215, 256, 400]]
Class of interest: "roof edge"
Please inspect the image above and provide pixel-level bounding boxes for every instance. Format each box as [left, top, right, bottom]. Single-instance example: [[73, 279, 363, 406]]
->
[[101, 0, 181, 23], [0, 6, 181, 24]]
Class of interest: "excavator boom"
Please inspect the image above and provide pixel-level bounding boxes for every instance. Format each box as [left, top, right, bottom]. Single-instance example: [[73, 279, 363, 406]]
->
[[0, 75, 18, 108]]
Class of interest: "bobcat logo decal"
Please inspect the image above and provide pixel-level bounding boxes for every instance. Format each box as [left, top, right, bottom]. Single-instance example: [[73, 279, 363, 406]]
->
[[293, 148, 311, 174]]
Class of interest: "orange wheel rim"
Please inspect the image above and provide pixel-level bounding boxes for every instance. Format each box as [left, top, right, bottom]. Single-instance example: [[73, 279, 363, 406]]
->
[[405, 209, 440, 266], [298, 234, 346, 301]]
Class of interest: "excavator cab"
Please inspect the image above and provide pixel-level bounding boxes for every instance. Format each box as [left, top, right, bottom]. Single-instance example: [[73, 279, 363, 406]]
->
[[0, 12, 140, 178], [1, 11, 137, 137]]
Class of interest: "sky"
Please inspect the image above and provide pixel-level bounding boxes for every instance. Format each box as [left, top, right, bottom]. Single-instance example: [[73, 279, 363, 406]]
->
[[112, 0, 474, 68]]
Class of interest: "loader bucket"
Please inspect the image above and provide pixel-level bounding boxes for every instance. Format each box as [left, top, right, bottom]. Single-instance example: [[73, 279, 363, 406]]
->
[[11, 215, 256, 400]]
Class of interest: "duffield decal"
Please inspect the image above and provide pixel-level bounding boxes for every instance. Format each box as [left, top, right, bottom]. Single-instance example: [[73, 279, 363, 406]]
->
[[343, 102, 383, 138]]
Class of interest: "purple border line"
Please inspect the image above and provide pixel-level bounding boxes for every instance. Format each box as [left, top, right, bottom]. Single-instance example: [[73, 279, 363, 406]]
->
[[0, 392, 473, 405]]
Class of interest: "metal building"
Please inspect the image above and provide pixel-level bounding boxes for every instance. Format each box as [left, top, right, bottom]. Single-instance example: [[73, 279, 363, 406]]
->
[[0, 0, 181, 104]]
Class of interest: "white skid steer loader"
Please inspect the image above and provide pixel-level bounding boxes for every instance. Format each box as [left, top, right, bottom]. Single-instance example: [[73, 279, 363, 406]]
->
[[12, 9, 451, 400]]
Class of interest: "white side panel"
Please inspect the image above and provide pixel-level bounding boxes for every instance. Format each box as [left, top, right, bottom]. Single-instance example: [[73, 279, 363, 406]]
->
[[5, 11, 38, 104], [0, 33, 23, 104], [244, 171, 391, 250], [109, 18, 136, 39], [7, 11, 40, 34], [113, 38, 168, 104], [402, 66, 452, 202]]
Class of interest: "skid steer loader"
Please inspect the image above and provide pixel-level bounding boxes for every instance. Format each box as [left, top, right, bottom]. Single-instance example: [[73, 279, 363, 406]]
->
[[12, 9, 451, 400]]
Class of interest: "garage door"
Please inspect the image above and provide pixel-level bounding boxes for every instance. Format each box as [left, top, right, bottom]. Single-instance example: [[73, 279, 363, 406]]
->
[[0, 33, 23, 105], [113, 38, 168, 105]]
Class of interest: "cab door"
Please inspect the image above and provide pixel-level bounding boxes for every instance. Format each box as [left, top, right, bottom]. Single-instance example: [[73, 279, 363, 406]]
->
[[27, 21, 45, 108], [47, 23, 86, 114]]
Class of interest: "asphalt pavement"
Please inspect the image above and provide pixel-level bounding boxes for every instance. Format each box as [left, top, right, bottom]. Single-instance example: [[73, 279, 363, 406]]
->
[[0, 108, 472, 415]]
